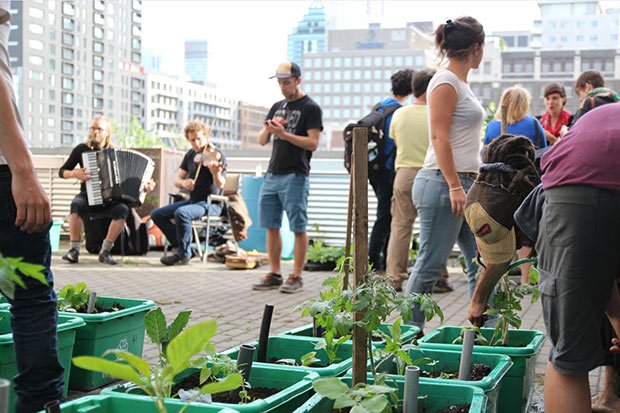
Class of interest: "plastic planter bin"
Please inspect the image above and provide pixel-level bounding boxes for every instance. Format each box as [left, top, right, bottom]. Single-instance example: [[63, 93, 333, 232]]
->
[[60, 296, 155, 391], [222, 335, 354, 377], [49, 220, 62, 252], [293, 375, 487, 413], [0, 310, 84, 413], [279, 322, 421, 349], [103, 363, 318, 413], [419, 326, 545, 413], [38, 394, 241, 412], [373, 348, 512, 413]]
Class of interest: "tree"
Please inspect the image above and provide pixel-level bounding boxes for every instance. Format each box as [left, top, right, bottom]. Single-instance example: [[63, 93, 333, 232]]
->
[[112, 117, 163, 149]]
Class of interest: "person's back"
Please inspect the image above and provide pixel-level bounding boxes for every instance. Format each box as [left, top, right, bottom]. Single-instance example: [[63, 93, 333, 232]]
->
[[484, 117, 546, 148]]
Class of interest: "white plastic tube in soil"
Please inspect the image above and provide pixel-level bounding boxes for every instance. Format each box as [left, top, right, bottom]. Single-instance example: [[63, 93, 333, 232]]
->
[[403, 365, 420, 413], [458, 329, 476, 380], [0, 379, 9, 413], [86, 291, 97, 314]]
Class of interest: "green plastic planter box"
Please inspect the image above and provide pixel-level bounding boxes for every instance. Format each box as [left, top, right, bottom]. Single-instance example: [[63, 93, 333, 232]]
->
[[103, 363, 318, 413], [419, 326, 545, 413], [221, 336, 354, 377], [293, 375, 487, 413], [37, 394, 240, 412], [0, 310, 85, 413], [60, 296, 155, 391], [373, 348, 512, 413], [280, 322, 420, 349]]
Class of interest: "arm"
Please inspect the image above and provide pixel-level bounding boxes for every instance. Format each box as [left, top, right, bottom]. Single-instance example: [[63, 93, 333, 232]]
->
[[59, 147, 90, 181], [467, 261, 511, 326], [207, 161, 226, 189], [606, 281, 620, 340], [0, 67, 51, 232], [428, 84, 463, 215], [175, 168, 194, 191], [258, 124, 271, 146], [264, 120, 320, 152], [544, 129, 558, 145]]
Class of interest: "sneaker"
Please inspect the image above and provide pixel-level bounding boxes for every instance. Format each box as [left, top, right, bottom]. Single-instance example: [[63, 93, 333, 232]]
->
[[160, 254, 191, 266], [62, 248, 79, 264], [252, 273, 283, 290], [279, 275, 303, 294], [98, 250, 118, 265], [433, 278, 454, 294]]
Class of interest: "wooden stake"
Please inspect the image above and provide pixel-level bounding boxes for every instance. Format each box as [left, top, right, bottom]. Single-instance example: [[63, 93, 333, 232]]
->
[[351, 126, 368, 386], [343, 172, 353, 290]]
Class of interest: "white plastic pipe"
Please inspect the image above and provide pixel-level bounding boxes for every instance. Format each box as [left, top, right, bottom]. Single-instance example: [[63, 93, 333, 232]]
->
[[458, 329, 476, 380], [403, 365, 420, 413], [86, 291, 97, 314], [0, 379, 10, 413]]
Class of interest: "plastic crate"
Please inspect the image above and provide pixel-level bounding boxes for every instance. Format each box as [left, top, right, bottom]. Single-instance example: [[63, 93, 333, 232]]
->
[[60, 296, 155, 390]]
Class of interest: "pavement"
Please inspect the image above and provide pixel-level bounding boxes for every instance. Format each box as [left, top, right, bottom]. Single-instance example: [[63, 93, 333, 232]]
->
[[51, 243, 605, 411]]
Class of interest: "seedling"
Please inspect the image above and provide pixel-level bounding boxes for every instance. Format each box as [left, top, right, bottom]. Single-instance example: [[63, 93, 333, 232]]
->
[[313, 375, 398, 413], [145, 308, 192, 366], [0, 252, 48, 299]]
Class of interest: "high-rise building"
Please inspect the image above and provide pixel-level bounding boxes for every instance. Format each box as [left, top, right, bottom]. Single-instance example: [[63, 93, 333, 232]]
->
[[287, 2, 326, 65], [184, 40, 208, 85], [144, 72, 239, 149], [238, 102, 270, 151], [8, 0, 144, 148]]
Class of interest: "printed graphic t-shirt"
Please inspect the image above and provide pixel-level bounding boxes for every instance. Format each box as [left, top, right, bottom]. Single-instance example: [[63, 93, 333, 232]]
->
[[265, 95, 323, 175]]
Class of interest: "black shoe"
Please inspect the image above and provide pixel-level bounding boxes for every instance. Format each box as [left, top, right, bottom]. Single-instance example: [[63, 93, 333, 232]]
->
[[98, 250, 118, 265], [160, 254, 191, 266], [62, 248, 79, 264]]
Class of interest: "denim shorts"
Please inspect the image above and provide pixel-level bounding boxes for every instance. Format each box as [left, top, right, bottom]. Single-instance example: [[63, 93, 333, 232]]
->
[[537, 185, 620, 374], [259, 172, 309, 233]]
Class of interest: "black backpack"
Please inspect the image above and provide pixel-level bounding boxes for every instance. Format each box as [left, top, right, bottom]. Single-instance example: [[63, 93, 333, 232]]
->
[[343, 103, 400, 173]]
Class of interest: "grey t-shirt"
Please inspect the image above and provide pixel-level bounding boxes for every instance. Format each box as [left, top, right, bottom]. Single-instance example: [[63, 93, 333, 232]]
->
[[0, 1, 24, 165]]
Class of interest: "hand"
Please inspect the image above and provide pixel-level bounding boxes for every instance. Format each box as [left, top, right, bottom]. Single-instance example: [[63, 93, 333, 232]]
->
[[12, 171, 52, 233], [449, 187, 466, 216], [206, 160, 222, 174], [611, 338, 620, 352], [272, 116, 288, 127], [182, 179, 195, 191], [467, 301, 489, 327], [144, 179, 156, 193], [265, 119, 287, 140], [73, 168, 91, 182], [559, 125, 569, 138]]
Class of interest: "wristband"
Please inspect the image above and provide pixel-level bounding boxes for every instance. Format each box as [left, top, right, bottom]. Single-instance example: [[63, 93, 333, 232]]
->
[[449, 186, 463, 192]]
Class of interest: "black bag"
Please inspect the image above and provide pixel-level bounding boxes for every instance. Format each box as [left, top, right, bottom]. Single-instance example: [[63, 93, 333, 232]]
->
[[343, 103, 400, 173], [84, 209, 149, 255]]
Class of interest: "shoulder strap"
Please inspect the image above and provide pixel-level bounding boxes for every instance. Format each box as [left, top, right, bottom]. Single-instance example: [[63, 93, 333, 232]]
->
[[532, 118, 541, 149]]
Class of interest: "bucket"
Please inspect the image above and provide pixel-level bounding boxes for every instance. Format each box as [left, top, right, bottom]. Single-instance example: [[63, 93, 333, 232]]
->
[[49, 221, 61, 252]]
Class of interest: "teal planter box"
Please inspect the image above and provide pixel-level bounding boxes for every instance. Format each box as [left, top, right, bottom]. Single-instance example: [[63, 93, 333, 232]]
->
[[60, 296, 155, 391], [293, 375, 487, 413], [37, 394, 240, 412], [419, 326, 545, 413], [279, 322, 420, 349], [373, 348, 512, 413], [0, 310, 84, 413], [103, 364, 318, 413], [222, 336, 354, 377], [49, 220, 62, 252]]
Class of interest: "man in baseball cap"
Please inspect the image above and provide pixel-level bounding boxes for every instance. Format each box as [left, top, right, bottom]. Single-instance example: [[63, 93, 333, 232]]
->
[[269, 61, 301, 79]]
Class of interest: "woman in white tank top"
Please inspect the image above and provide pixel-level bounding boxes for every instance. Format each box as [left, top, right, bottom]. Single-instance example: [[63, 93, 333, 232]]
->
[[405, 17, 486, 331]]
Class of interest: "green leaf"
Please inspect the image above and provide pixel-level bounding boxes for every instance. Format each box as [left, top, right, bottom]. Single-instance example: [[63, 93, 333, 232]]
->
[[361, 395, 389, 412], [168, 310, 192, 341], [166, 320, 217, 375], [145, 308, 168, 345], [313, 377, 349, 399], [107, 350, 152, 379], [200, 373, 243, 395], [72, 355, 145, 385]]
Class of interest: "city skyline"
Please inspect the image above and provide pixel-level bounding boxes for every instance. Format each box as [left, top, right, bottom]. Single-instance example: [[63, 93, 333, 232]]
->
[[141, 0, 620, 107]]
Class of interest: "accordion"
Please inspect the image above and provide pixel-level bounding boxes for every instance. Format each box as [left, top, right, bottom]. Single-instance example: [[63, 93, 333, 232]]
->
[[82, 148, 155, 207]]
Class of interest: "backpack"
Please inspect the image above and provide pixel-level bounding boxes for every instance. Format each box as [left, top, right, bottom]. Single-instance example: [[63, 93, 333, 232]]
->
[[343, 103, 400, 173]]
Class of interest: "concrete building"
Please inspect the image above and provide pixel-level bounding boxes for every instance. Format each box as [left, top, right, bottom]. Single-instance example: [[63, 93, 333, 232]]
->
[[144, 72, 239, 150], [301, 23, 435, 148], [184, 40, 208, 85], [8, 0, 144, 148], [238, 101, 270, 151], [287, 2, 326, 66]]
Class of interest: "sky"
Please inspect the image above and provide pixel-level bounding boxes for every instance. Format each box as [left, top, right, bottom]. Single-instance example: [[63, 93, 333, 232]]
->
[[141, 0, 620, 107]]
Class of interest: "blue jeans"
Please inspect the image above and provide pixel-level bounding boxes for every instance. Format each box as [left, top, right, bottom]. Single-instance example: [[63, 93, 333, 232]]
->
[[150, 200, 221, 259], [0, 166, 63, 413], [405, 168, 479, 330]]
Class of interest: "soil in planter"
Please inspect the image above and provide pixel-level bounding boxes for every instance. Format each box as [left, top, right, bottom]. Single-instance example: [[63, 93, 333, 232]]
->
[[420, 363, 492, 381], [332, 404, 471, 413], [269, 357, 328, 368], [67, 303, 125, 314], [304, 261, 337, 271], [171, 371, 280, 404]]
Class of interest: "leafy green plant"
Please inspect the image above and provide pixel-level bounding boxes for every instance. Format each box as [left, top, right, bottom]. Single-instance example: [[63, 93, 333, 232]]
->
[[57, 282, 91, 312], [145, 308, 192, 366], [313, 375, 398, 413], [73, 320, 243, 413], [306, 240, 345, 264], [0, 252, 48, 299]]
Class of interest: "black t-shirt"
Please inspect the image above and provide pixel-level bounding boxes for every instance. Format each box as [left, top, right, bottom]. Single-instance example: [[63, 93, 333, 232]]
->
[[58, 143, 96, 193], [179, 147, 227, 202], [265, 95, 323, 175]]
